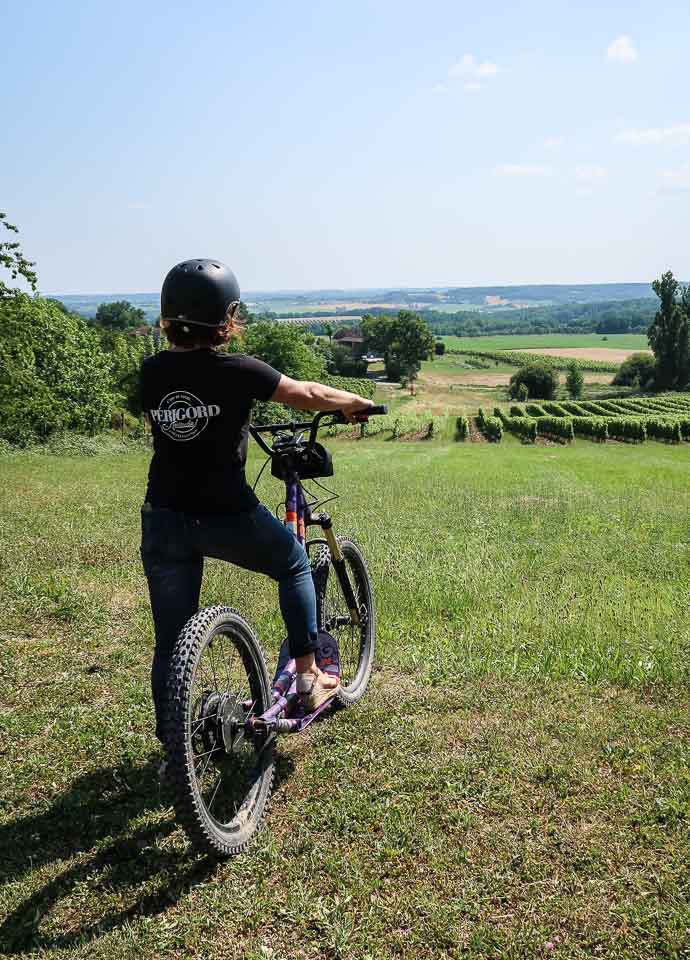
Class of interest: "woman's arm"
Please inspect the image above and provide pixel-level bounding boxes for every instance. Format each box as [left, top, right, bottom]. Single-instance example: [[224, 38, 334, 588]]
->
[[271, 375, 373, 420]]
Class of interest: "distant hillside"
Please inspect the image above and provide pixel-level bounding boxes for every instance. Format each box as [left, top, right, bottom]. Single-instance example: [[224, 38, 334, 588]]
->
[[51, 281, 663, 324]]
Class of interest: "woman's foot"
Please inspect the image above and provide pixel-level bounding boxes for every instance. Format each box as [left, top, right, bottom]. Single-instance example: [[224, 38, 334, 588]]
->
[[296, 665, 340, 711]]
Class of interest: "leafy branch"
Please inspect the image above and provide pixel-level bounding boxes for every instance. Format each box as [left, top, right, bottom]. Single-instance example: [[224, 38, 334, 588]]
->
[[1, 211, 38, 293]]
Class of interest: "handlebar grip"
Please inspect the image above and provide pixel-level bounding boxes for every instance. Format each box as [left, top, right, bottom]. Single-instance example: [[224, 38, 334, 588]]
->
[[350, 404, 388, 423]]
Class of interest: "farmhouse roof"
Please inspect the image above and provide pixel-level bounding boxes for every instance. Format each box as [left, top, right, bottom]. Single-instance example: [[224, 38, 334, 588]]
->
[[334, 328, 363, 343]]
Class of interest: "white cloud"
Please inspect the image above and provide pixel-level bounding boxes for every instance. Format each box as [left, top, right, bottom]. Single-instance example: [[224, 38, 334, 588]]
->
[[615, 123, 690, 145], [448, 54, 500, 80], [432, 83, 448, 94], [575, 164, 608, 182], [494, 164, 553, 178], [544, 136, 564, 150], [660, 162, 690, 192], [440, 54, 500, 93], [607, 35, 638, 63]]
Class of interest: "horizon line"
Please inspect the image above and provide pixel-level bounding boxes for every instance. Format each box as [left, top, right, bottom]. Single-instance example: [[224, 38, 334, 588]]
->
[[46, 279, 659, 298]]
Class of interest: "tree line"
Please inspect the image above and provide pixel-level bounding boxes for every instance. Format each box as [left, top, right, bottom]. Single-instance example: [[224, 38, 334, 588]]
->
[[276, 299, 654, 338], [0, 212, 436, 445], [2, 208, 687, 445]]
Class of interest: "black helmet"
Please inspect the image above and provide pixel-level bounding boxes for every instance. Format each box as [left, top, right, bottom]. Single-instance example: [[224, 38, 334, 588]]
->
[[161, 259, 240, 328]]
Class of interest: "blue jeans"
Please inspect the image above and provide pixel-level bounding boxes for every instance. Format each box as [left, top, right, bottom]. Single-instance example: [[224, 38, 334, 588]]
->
[[140, 502, 318, 741]]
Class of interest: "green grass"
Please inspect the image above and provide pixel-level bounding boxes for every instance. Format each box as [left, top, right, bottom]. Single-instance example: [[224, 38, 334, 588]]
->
[[442, 334, 650, 352], [1, 440, 689, 958]]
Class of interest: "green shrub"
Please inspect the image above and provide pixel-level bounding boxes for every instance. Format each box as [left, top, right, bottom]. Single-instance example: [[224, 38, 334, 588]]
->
[[542, 401, 570, 417], [645, 419, 682, 443], [612, 352, 656, 388], [504, 416, 537, 443], [560, 401, 590, 416], [566, 363, 585, 399], [536, 416, 574, 442], [572, 417, 608, 441], [483, 416, 503, 443], [510, 405, 524, 417], [455, 416, 469, 441], [516, 382, 529, 402], [525, 403, 546, 417], [606, 418, 646, 443], [0, 294, 113, 445], [323, 375, 375, 399]]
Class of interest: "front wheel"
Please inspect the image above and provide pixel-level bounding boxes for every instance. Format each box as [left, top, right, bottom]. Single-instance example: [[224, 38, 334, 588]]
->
[[312, 537, 375, 706], [165, 605, 274, 856]]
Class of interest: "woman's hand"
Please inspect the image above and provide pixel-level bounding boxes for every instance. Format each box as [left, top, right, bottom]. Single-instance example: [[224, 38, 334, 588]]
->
[[340, 396, 374, 422]]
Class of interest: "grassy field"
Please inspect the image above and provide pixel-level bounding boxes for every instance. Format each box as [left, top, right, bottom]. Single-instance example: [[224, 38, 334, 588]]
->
[[368, 333, 646, 418], [442, 334, 650, 352], [379, 355, 628, 418], [1, 439, 689, 959]]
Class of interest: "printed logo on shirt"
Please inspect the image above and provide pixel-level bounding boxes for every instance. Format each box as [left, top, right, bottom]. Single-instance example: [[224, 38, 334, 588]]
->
[[149, 391, 220, 442]]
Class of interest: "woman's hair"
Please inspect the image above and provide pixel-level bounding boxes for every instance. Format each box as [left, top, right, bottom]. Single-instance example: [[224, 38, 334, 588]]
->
[[162, 308, 243, 349]]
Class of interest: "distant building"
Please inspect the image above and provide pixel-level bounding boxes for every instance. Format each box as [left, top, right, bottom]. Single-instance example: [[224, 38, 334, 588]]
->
[[333, 328, 365, 357]]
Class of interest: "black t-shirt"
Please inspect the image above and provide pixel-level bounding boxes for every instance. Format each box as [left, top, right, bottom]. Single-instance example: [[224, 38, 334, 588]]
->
[[140, 349, 281, 512]]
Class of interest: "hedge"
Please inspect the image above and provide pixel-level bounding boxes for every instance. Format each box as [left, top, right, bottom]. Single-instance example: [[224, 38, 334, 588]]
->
[[448, 348, 618, 372], [605, 418, 646, 443], [541, 401, 570, 417], [323, 375, 376, 399], [571, 417, 608, 441], [483, 416, 503, 443], [504, 416, 537, 442], [535, 416, 574, 442], [644, 419, 682, 443], [455, 416, 469, 441]]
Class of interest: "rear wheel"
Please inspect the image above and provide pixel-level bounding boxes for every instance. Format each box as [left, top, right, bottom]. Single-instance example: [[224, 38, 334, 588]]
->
[[165, 605, 274, 856], [312, 537, 375, 706]]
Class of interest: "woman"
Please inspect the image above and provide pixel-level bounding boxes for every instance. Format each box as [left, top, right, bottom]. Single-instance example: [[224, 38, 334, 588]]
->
[[140, 259, 372, 748]]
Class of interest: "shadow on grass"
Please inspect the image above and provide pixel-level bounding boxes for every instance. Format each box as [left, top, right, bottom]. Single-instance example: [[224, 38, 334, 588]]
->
[[0, 751, 295, 954]]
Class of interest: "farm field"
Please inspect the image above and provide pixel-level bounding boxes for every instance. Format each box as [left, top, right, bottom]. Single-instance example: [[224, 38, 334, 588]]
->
[[511, 346, 645, 363], [1, 439, 688, 959], [442, 334, 650, 353], [378, 352, 628, 418]]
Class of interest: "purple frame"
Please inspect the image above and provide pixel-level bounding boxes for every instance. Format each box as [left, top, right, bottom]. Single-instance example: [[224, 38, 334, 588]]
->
[[245, 478, 333, 736]]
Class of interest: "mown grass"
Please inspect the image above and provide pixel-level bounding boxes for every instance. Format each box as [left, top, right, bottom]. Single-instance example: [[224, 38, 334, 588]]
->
[[1, 439, 689, 958]]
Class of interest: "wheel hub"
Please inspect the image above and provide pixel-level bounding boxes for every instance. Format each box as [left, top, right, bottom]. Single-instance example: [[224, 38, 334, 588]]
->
[[218, 692, 248, 753]]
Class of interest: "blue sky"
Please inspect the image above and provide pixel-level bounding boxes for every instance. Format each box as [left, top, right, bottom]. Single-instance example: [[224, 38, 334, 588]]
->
[[2, 0, 689, 293]]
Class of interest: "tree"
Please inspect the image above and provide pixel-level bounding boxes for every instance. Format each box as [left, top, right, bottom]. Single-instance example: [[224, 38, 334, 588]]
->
[[323, 322, 334, 345], [565, 363, 584, 399], [361, 311, 434, 386], [434, 339, 446, 356], [516, 382, 529, 402], [509, 363, 558, 400], [0, 295, 113, 445], [243, 320, 326, 381], [0, 211, 37, 296], [95, 300, 146, 331], [236, 301, 251, 324], [330, 342, 368, 377], [648, 271, 690, 390], [612, 352, 656, 389], [107, 330, 158, 413]]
